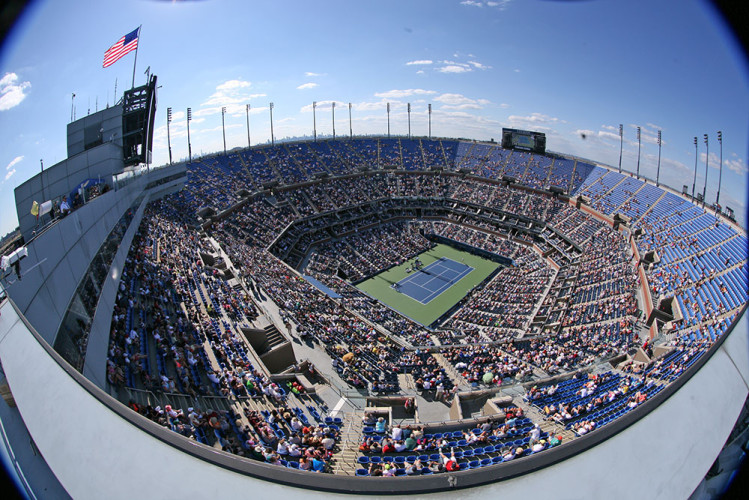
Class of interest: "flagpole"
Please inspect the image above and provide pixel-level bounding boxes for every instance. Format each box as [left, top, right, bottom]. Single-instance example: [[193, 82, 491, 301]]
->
[[131, 25, 141, 89]]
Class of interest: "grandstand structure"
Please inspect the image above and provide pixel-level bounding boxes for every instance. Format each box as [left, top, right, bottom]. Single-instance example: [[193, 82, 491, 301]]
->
[[0, 131, 747, 498]]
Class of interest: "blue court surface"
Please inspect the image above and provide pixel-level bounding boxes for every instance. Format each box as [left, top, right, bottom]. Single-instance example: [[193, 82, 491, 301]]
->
[[393, 257, 474, 304]]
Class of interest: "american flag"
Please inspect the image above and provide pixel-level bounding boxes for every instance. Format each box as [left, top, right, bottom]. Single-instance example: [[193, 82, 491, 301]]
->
[[103, 28, 139, 68]]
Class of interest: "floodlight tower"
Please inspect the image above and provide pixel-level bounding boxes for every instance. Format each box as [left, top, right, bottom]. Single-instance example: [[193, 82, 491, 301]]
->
[[221, 106, 227, 155], [428, 104, 432, 139], [166, 107, 173, 164], [312, 101, 317, 141], [716, 131, 723, 210], [269, 102, 275, 146], [656, 130, 662, 186], [635, 126, 641, 179], [618, 124, 623, 173], [187, 107, 192, 163], [702, 133, 709, 206], [692, 137, 698, 199], [246, 104, 251, 148], [387, 103, 391, 138], [407, 103, 411, 138], [40, 159, 45, 201]]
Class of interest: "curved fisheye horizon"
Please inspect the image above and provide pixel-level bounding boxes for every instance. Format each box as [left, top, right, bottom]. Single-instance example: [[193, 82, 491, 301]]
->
[[0, 0, 747, 238], [0, 1, 747, 500]]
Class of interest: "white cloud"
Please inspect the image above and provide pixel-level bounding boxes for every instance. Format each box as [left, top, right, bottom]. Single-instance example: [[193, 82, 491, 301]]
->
[[416, 70, 425, 75], [5, 155, 23, 170], [4, 168, 16, 181], [598, 130, 620, 141], [461, 1, 512, 10], [699, 151, 745, 175], [374, 89, 437, 99], [437, 64, 472, 74], [514, 69, 520, 73], [406, 60, 433, 66], [434, 93, 490, 110], [216, 80, 250, 91], [0, 72, 31, 111], [508, 113, 564, 126], [726, 158, 748, 175], [468, 61, 491, 70], [305, 72, 323, 77], [300, 100, 347, 112], [297, 82, 318, 90], [202, 79, 263, 106]]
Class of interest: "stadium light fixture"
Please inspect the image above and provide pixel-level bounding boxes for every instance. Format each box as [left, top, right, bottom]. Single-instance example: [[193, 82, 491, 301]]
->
[[187, 107, 192, 163], [40, 159, 45, 202], [656, 130, 662, 186], [692, 136, 698, 200], [312, 101, 317, 142], [269, 103, 275, 147], [349, 102, 353, 139], [635, 126, 641, 179], [618, 124, 623, 173], [716, 131, 723, 211], [428, 104, 432, 139], [387, 102, 391, 138], [246, 104, 251, 149], [221, 106, 227, 155], [407, 103, 411, 138], [332, 101, 336, 140], [167, 107, 173, 165], [702, 133, 708, 206]]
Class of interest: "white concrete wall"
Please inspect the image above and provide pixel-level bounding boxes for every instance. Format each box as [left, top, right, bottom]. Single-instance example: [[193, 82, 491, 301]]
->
[[0, 297, 746, 500]]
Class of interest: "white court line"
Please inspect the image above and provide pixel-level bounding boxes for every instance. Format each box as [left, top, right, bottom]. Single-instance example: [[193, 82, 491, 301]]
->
[[406, 264, 474, 304]]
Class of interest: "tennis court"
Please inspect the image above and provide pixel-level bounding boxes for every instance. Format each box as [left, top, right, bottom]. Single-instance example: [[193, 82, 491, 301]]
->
[[394, 258, 473, 304], [356, 243, 501, 327]]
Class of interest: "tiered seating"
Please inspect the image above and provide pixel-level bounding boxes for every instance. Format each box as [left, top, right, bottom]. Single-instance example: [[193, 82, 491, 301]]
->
[[105, 136, 747, 479]]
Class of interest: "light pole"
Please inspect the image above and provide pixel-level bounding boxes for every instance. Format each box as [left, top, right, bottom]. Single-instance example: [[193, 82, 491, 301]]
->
[[635, 126, 641, 179], [407, 103, 411, 138], [269, 102, 275, 146], [387, 103, 391, 138], [692, 136, 698, 200], [246, 104, 251, 148], [656, 130, 662, 186], [716, 131, 723, 211], [187, 107, 192, 163], [428, 104, 432, 139], [312, 101, 317, 141], [348, 102, 353, 139], [221, 106, 227, 155], [618, 124, 623, 173], [167, 107, 173, 164], [332, 101, 336, 139], [702, 133, 708, 205], [40, 159, 45, 202]]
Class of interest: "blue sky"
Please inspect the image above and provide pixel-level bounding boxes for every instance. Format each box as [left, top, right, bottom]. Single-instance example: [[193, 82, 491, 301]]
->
[[0, 0, 747, 236]]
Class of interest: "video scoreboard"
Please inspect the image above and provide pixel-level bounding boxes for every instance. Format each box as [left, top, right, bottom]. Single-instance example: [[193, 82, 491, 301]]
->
[[501, 128, 546, 154]]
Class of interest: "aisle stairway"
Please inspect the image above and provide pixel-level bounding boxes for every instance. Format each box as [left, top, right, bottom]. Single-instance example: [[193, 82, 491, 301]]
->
[[330, 411, 364, 475]]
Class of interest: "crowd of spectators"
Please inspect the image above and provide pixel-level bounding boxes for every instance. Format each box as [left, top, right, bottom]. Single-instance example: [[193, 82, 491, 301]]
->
[[100, 136, 749, 478]]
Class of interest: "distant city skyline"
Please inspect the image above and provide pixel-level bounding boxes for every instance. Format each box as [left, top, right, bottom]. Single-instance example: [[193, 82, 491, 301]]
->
[[0, 0, 746, 236]]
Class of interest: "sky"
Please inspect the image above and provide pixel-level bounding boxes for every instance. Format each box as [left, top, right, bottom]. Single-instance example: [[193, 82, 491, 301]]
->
[[0, 0, 747, 237]]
